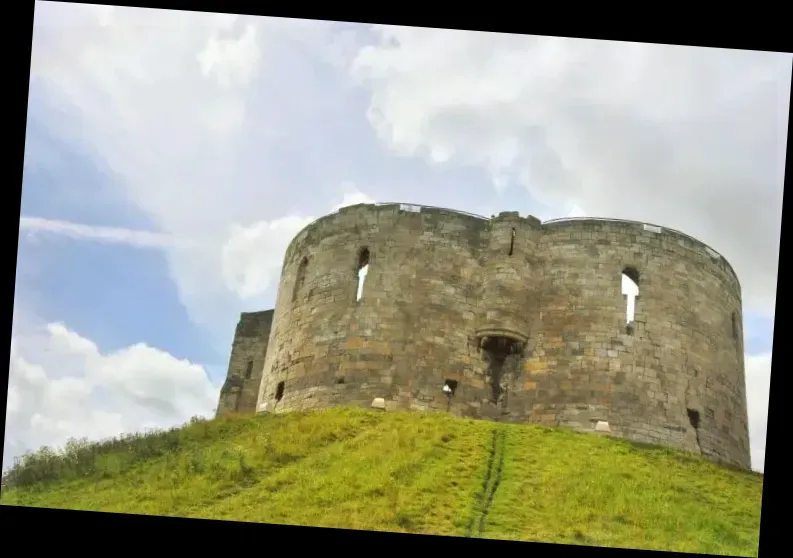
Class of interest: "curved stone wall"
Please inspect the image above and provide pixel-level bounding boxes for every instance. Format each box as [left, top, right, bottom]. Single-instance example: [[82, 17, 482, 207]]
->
[[221, 204, 750, 470]]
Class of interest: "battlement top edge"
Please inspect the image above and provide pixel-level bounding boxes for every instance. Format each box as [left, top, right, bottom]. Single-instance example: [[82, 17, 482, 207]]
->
[[283, 203, 491, 256], [283, 205, 740, 289], [239, 309, 275, 319], [542, 217, 739, 285], [292, 202, 527, 238]]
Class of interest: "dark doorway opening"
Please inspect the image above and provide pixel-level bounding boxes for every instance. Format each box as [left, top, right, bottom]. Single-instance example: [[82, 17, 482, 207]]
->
[[275, 381, 285, 402], [687, 408, 700, 429], [687, 408, 702, 452], [481, 336, 523, 405], [444, 379, 458, 396]]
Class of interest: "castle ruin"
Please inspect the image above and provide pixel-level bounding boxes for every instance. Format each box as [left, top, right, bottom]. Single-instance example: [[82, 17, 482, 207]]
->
[[217, 203, 751, 470]]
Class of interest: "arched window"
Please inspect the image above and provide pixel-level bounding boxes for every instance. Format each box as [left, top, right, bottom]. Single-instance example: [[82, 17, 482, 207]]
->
[[244, 360, 253, 380], [356, 248, 370, 302], [292, 256, 309, 302], [621, 267, 640, 324]]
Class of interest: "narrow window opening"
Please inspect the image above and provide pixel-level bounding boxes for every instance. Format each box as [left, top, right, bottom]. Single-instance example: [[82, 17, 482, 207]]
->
[[244, 360, 253, 380], [731, 312, 740, 342], [292, 257, 309, 302], [275, 381, 285, 402], [443, 379, 458, 396], [621, 267, 640, 325], [335, 376, 345, 385], [508, 228, 516, 256], [356, 248, 370, 302]]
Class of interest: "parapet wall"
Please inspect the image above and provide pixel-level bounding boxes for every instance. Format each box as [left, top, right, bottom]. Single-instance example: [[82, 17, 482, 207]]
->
[[219, 203, 750, 470]]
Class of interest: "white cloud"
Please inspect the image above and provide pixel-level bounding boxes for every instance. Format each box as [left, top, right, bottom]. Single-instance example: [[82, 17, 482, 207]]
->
[[28, 5, 321, 332], [19, 216, 180, 249], [4, 315, 219, 471], [350, 30, 789, 317], [26, 5, 382, 341], [221, 215, 315, 300], [745, 352, 771, 472], [197, 19, 260, 90], [221, 185, 376, 301], [566, 204, 586, 218], [332, 183, 377, 211], [18, 187, 373, 309], [537, 202, 589, 222]]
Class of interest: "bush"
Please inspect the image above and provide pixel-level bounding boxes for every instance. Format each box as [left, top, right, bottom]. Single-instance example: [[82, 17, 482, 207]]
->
[[1, 415, 214, 489]]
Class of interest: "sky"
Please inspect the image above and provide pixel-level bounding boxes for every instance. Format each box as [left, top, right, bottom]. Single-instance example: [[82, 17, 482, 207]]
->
[[7, 2, 788, 473]]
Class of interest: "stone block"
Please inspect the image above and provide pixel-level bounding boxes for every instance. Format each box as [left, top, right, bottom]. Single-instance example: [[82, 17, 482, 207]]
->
[[595, 420, 611, 433], [371, 397, 386, 410]]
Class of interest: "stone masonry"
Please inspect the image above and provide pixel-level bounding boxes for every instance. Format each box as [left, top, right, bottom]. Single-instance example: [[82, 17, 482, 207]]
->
[[216, 203, 751, 470], [217, 310, 274, 415]]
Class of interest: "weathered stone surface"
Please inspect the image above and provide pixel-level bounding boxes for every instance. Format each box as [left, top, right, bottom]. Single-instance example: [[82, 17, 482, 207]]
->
[[217, 203, 751, 471], [216, 310, 274, 416]]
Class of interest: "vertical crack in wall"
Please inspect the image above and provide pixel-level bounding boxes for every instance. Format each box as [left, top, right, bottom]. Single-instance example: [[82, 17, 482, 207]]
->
[[500, 354, 521, 408], [487, 351, 505, 404]]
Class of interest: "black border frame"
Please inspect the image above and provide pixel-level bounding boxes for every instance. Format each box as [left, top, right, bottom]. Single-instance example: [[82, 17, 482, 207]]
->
[[4, 2, 785, 556]]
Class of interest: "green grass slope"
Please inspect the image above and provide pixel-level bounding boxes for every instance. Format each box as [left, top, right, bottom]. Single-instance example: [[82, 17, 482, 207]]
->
[[0, 407, 763, 556]]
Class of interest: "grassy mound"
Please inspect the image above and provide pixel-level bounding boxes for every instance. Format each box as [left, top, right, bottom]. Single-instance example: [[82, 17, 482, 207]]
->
[[0, 407, 763, 556]]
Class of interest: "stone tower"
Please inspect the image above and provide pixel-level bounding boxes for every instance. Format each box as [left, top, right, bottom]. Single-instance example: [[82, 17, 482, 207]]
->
[[216, 310, 274, 415], [217, 203, 751, 470]]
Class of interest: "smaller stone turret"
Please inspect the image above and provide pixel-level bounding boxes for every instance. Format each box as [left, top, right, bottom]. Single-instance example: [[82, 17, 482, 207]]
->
[[216, 310, 274, 416]]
